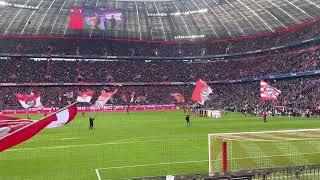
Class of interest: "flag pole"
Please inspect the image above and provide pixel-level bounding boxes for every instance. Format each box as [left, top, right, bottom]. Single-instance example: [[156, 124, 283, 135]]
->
[[26, 107, 30, 119]]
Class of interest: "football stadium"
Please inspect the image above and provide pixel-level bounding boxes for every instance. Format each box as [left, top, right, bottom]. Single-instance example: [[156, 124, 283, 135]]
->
[[1, 0, 320, 179]]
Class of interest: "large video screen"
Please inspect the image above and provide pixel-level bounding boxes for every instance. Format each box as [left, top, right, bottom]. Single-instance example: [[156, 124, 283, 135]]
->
[[69, 6, 122, 31]]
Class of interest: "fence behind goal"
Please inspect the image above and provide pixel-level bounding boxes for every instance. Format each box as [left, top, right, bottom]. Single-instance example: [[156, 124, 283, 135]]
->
[[208, 128, 320, 175]]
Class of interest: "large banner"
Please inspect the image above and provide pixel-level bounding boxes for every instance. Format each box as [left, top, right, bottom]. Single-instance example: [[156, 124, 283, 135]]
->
[[15, 93, 43, 109], [69, 6, 83, 29], [192, 79, 212, 105], [260, 80, 281, 101], [171, 93, 185, 103], [0, 103, 77, 152], [93, 90, 117, 108], [77, 91, 94, 103]]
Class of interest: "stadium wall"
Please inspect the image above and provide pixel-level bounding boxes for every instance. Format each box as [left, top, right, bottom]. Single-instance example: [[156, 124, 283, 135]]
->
[[0, 104, 178, 115]]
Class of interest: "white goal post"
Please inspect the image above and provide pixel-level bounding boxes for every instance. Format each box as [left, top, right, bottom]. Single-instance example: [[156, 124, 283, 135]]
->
[[208, 128, 320, 175]]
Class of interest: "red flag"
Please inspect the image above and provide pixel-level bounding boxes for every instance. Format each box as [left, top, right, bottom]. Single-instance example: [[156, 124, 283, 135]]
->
[[260, 80, 281, 101], [69, 6, 83, 30], [171, 93, 185, 103], [0, 103, 77, 152], [77, 90, 94, 102], [15, 93, 43, 109], [192, 79, 212, 105], [93, 90, 117, 108], [130, 91, 135, 103]]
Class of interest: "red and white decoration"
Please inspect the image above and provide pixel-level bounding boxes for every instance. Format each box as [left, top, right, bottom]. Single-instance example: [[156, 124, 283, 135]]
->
[[130, 91, 135, 103], [15, 93, 43, 109], [192, 79, 212, 105], [260, 80, 281, 101], [0, 103, 77, 152], [93, 90, 117, 108], [69, 6, 83, 30], [77, 91, 94, 103], [171, 93, 185, 103]]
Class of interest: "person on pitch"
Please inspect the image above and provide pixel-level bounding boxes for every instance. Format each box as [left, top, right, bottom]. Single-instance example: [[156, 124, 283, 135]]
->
[[89, 116, 94, 130], [262, 110, 267, 123], [186, 114, 190, 127]]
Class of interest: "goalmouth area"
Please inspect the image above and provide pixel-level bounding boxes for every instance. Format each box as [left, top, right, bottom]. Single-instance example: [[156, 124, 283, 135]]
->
[[208, 128, 320, 175]]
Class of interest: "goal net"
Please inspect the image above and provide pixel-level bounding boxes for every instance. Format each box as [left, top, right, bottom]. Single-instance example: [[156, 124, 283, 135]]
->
[[208, 129, 320, 174]]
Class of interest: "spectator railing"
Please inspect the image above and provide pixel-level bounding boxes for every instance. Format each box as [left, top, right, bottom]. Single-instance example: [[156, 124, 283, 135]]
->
[[133, 164, 320, 179]]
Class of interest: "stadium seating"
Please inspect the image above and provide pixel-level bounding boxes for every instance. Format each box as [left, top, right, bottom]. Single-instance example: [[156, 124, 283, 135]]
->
[[0, 20, 319, 111], [0, 19, 319, 56], [0, 45, 319, 84]]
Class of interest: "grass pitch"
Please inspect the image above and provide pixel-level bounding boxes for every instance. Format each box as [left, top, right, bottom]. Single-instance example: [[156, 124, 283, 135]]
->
[[1, 110, 320, 179]]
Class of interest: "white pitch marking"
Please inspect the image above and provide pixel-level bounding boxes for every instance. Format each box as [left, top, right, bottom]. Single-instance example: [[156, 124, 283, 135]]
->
[[60, 138, 79, 140], [7, 137, 204, 152], [95, 169, 102, 180], [97, 160, 208, 170]]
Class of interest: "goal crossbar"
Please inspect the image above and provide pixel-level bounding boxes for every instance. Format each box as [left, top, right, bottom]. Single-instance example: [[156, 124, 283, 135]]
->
[[209, 128, 320, 136], [208, 128, 320, 141], [208, 128, 320, 175]]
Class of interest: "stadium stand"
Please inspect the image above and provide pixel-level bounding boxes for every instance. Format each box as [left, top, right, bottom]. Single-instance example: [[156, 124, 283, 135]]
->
[[0, 19, 319, 56], [0, 44, 319, 83], [1, 0, 320, 178]]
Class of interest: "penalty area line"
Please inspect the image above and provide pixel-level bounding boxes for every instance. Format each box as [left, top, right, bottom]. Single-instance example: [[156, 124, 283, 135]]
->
[[97, 159, 208, 171], [8, 137, 204, 152], [95, 169, 102, 180]]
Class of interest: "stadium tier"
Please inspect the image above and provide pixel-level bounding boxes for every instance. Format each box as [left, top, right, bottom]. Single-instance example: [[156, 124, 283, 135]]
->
[[0, 44, 319, 83], [1, 0, 320, 179], [0, 18, 319, 56], [1, 76, 320, 111]]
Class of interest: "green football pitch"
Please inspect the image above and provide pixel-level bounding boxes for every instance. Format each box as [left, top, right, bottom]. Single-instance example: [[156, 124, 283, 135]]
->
[[1, 110, 320, 179]]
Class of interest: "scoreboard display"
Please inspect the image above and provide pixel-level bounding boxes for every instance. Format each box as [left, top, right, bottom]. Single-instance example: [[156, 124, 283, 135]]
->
[[69, 6, 122, 31]]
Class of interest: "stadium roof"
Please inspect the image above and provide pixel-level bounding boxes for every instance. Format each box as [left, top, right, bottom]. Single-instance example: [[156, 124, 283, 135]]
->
[[0, 0, 319, 41]]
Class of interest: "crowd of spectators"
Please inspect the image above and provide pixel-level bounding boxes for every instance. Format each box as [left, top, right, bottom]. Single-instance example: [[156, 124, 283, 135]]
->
[[208, 76, 320, 111], [0, 44, 319, 83], [0, 20, 319, 111], [1, 76, 320, 111]]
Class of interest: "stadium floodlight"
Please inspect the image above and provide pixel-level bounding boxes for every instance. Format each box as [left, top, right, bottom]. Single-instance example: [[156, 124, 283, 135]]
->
[[170, 9, 207, 16], [0, 1, 10, 6], [174, 35, 205, 39], [208, 129, 320, 175], [0, 0, 38, 10], [147, 13, 168, 17]]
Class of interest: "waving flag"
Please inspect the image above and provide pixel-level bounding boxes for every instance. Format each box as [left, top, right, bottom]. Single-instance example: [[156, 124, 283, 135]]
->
[[63, 91, 74, 99], [135, 95, 147, 103], [0, 103, 77, 152], [93, 90, 117, 108], [130, 91, 135, 103], [260, 80, 281, 101], [192, 79, 212, 105], [15, 93, 43, 109], [77, 91, 94, 102], [171, 93, 185, 103]]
